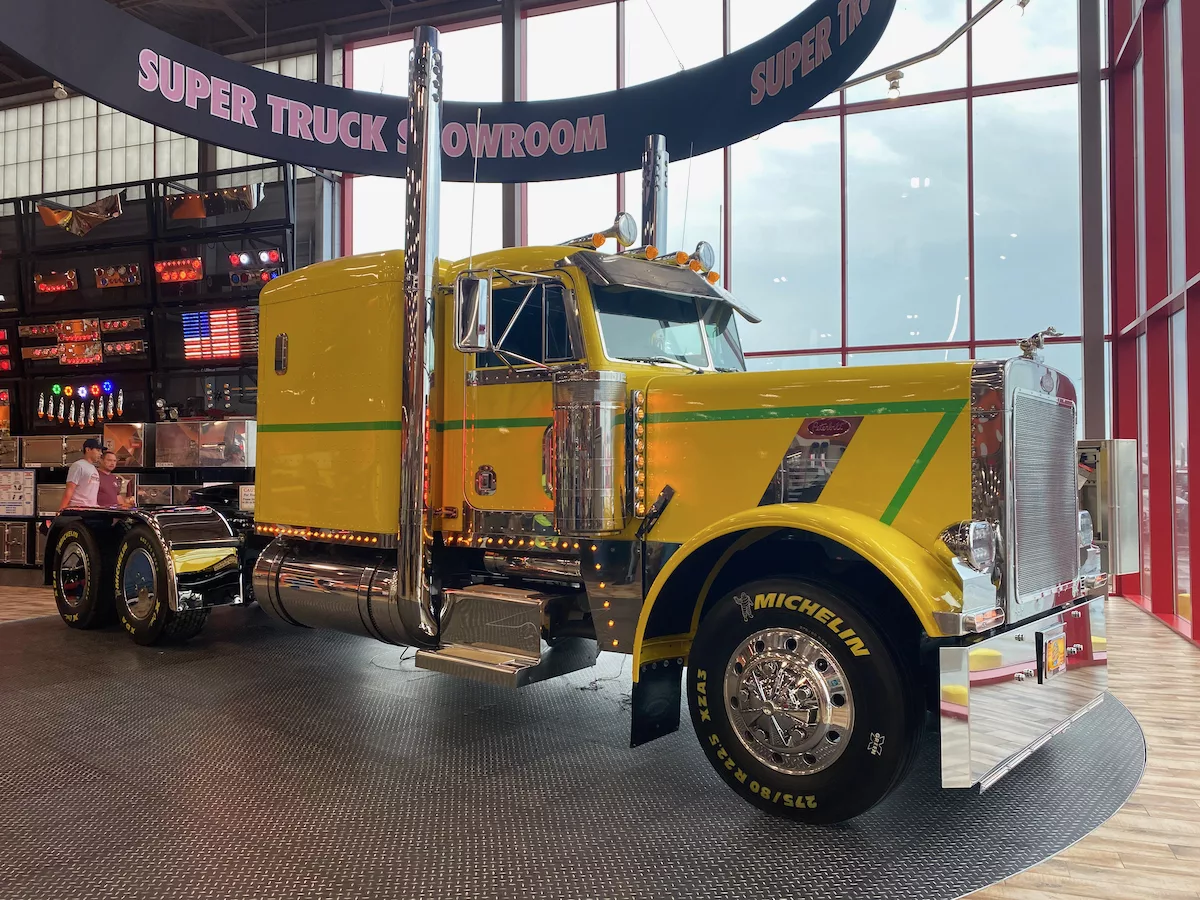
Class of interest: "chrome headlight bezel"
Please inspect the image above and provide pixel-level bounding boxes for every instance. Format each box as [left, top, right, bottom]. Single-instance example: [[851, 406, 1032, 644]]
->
[[940, 520, 998, 574]]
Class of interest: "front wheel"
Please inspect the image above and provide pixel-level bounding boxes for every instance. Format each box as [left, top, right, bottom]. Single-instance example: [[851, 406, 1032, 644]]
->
[[687, 577, 922, 824]]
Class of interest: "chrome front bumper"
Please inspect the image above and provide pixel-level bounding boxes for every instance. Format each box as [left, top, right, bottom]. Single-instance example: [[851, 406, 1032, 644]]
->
[[940, 595, 1108, 790]]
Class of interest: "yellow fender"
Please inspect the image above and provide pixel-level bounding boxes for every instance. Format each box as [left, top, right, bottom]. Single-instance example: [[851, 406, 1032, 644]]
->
[[632, 503, 963, 677]]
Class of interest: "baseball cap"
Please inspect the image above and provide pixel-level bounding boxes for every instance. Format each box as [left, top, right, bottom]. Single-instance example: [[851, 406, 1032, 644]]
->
[[82, 438, 104, 451]]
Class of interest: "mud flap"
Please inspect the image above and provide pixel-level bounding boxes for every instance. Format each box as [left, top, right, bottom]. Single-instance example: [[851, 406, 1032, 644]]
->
[[630, 656, 684, 747]]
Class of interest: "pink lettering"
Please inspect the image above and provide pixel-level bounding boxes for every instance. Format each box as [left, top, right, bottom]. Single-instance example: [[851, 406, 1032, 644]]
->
[[266, 94, 288, 134], [549, 119, 573, 155], [816, 17, 833, 65], [525, 122, 549, 157], [361, 113, 387, 152], [340, 111, 362, 149], [502, 124, 525, 158], [442, 122, 468, 157], [801, 30, 815, 78], [137, 49, 159, 92], [765, 50, 785, 98], [785, 41, 803, 88], [750, 61, 767, 106], [210, 77, 231, 120], [160, 57, 185, 103], [312, 106, 339, 145], [573, 115, 606, 153], [467, 123, 504, 158], [396, 118, 407, 153], [288, 100, 314, 141], [183, 66, 211, 110], [231, 84, 257, 127]]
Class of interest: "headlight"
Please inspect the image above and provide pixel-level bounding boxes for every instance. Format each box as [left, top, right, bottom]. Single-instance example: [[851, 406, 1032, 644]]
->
[[1078, 509, 1093, 548], [940, 520, 997, 573]]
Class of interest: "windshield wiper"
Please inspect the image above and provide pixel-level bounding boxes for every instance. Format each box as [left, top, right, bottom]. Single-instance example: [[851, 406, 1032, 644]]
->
[[620, 355, 707, 373]]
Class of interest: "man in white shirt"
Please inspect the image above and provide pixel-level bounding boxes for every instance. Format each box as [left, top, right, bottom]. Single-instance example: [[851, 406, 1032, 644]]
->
[[59, 438, 104, 510]]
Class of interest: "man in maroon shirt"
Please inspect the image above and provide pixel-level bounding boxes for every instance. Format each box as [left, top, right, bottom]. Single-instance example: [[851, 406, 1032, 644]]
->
[[96, 450, 134, 509]]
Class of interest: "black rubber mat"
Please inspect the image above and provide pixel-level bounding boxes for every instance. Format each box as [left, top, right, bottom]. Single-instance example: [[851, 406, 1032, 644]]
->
[[0, 606, 1145, 900]]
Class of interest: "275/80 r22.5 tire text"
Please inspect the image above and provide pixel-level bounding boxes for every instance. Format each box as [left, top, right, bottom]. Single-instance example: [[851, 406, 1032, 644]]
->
[[687, 577, 922, 824]]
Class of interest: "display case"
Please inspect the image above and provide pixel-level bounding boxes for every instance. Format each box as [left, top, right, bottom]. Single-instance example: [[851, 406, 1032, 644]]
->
[[0, 438, 18, 467], [154, 370, 257, 418], [103, 422, 151, 466], [136, 482, 174, 507], [1, 521, 28, 564], [21, 435, 103, 467], [25, 375, 150, 435], [201, 419, 256, 467], [35, 483, 65, 516]]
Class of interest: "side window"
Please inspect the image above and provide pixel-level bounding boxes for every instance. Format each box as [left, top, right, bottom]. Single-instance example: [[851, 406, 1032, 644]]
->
[[477, 282, 575, 368], [545, 290, 572, 362]]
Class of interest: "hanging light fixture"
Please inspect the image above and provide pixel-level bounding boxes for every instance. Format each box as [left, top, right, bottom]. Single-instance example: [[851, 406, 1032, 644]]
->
[[1013, 0, 1032, 14], [52, 81, 67, 101], [885, 70, 904, 100]]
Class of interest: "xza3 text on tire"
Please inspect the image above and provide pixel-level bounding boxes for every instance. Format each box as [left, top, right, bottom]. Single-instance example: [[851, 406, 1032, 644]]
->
[[52, 524, 111, 629], [114, 525, 209, 646], [688, 577, 923, 824]]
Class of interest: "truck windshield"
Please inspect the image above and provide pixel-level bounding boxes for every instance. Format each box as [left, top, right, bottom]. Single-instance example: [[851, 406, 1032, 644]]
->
[[593, 286, 746, 372]]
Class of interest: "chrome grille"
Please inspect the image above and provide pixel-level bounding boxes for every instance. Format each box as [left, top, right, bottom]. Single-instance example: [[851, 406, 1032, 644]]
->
[[1011, 391, 1079, 599]]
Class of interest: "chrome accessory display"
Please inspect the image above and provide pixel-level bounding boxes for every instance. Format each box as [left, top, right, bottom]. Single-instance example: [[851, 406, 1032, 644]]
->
[[552, 370, 627, 535], [121, 547, 159, 622], [723, 628, 854, 777]]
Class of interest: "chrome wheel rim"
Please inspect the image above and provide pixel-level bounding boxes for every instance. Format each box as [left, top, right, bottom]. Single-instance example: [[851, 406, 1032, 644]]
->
[[57, 541, 89, 609], [121, 548, 158, 622], [723, 628, 855, 776]]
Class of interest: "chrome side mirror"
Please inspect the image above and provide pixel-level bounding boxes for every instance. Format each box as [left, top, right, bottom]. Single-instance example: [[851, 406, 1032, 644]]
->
[[454, 274, 492, 352]]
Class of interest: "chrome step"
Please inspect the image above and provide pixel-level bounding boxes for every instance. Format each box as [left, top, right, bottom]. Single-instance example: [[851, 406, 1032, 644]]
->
[[415, 584, 598, 687]]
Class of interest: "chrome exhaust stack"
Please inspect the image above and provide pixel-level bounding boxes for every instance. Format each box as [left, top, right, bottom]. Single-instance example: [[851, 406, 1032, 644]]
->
[[640, 134, 669, 251], [397, 25, 443, 644], [252, 28, 444, 648]]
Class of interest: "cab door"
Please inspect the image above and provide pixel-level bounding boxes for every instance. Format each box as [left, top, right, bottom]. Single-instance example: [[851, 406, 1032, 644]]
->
[[459, 276, 580, 524]]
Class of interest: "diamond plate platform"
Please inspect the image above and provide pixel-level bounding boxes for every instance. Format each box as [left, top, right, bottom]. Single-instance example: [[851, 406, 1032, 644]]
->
[[0, 607, 1145, 900]]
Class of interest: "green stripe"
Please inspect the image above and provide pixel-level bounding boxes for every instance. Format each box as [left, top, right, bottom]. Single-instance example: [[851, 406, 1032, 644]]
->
[[259, 420, 402, 433], [645, 399, 965, 425], [437, 416, 552, 432], [260, 417, 555, 434], [880, 407, 964, 525], [644, 397, 967, 523]]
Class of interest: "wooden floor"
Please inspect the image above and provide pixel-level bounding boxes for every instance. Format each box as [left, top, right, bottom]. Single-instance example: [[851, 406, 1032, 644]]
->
[[2, 591, 1197, 897]]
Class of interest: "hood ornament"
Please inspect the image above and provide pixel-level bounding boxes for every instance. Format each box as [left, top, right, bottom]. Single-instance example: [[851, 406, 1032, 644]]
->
[[1019, 326, 1061, 362]]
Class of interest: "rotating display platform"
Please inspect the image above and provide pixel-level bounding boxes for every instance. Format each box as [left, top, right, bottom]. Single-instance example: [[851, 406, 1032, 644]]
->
[[0, 607, 1144, 900]]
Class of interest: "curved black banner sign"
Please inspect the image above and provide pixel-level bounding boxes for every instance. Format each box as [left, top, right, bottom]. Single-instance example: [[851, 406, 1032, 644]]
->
[[0, 0, 893, 182]]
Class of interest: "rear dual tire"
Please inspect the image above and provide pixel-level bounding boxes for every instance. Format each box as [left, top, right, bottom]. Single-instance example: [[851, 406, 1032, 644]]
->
[[52, 525, 112, 629], [114, 525, 209, 645]]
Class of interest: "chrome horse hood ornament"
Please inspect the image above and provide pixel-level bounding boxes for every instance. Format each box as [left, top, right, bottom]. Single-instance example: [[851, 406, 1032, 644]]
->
[[1019, 326, 1062, 362]]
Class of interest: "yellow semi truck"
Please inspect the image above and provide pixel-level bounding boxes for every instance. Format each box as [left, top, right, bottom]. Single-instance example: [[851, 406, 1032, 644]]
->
[[45, 27, 1119, 823]]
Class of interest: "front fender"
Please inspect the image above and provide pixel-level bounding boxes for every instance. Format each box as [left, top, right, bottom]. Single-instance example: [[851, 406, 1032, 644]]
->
[[632, 504, 966, 674]]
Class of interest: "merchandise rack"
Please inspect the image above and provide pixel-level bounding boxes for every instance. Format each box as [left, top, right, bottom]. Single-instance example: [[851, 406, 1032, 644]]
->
[[0, 163, 296, 567]]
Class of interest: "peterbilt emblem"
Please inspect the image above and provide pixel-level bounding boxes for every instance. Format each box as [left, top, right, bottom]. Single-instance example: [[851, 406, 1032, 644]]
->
[[806, 417, 851, 437], [734, 592, 754, 621]]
